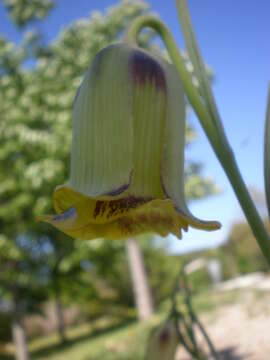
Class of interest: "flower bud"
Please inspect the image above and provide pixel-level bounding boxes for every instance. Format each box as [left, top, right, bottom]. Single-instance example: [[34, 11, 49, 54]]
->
[[38, 43, 220, 240], [145, 321, 179, 360]]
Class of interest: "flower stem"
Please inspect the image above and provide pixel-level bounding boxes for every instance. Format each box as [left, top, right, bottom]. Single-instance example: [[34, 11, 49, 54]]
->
[[125, 15, 270, 265]]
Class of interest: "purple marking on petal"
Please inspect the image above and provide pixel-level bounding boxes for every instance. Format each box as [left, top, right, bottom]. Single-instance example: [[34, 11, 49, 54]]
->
[[104, 169, 134, 197], [160, 173, 169, 199], [104, 183, 130, 196], [130, 49, 167, 92], [73, 84, 81, 107], [53, 207, 76, 222]]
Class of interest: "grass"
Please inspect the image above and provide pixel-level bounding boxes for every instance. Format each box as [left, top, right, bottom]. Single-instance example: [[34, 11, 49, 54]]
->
[[193, 288, 240, 314], [1, 288, 246, 360], [30, 317, 160, 360]]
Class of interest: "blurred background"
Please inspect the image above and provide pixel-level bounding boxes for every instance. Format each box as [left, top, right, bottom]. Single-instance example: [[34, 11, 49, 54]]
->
[[0, 0, 270, 359]]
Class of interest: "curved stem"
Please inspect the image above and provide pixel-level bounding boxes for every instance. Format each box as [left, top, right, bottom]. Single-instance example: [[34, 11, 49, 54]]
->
[[125, 16, 270, 265], [125, 16, 219, 146]]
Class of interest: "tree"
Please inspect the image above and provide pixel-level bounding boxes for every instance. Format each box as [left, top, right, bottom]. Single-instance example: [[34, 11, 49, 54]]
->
[[125, 238, 154, 321], [3, 0, 54, 27]]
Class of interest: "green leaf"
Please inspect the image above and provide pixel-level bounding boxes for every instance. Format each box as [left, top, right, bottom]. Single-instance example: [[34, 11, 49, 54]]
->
[[264, 84, 270, 218], [175, 0, 226, 138]]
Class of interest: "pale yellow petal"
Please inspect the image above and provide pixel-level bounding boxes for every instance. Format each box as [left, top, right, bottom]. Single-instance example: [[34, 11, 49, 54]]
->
[[71, 44, 133, 197], [127, 48, 166, 199]]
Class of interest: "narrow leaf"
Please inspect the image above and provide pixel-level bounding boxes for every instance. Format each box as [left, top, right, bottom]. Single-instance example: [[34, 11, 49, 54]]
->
[[175, 0, 226, 138], [264, 84, 270, 218]]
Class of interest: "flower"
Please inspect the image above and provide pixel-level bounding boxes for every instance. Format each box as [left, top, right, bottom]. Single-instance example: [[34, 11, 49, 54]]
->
[[38, 43, 220, 240], [145, 321, 179, 360]]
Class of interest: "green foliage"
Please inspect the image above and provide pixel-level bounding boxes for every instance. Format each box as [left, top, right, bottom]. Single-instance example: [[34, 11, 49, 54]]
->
[[62, 238, 173, 317], [3, 0, 54, 27], [0, 313, 12, 341], [222, 220, 269, 276], [82, 237, 183, 313], [180, 219, 270, 282]]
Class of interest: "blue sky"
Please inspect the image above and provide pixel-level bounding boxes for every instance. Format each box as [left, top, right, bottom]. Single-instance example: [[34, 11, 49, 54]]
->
[[1, 0, 270, 253]]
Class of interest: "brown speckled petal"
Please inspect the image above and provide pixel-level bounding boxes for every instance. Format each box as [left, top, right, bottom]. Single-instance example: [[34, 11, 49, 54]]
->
[[37, 185, 193, 240]]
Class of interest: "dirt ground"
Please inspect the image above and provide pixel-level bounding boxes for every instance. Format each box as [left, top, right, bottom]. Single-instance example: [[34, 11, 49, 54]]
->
[[176, 289, 270, 360]]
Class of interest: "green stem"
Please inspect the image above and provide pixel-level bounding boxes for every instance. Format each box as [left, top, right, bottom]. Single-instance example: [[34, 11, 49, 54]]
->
[[125, 16, 270, 265]]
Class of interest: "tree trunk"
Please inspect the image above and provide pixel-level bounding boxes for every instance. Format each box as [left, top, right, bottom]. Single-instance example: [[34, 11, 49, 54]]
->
[[54, 299, 66, 343], [125, 238, 154, 321], [12, 300, 29, 360]]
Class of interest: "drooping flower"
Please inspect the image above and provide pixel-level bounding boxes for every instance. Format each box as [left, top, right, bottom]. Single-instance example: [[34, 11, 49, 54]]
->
[[38, 43, 220, 240]]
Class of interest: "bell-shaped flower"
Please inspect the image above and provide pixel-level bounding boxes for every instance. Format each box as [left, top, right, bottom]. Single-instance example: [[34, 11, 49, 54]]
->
[[38, 43, 220, 240]]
